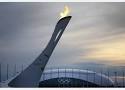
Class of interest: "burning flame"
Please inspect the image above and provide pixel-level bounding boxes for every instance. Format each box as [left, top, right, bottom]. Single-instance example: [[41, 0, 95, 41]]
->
[[60, 6, 70, 18]]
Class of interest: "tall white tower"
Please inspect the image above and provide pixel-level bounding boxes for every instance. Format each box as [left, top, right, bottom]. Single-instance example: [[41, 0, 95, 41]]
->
[[8, 16, 72, 87]]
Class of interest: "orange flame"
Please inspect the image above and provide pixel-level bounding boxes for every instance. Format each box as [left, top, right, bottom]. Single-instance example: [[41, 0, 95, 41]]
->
[[60, 6, 70, 18]]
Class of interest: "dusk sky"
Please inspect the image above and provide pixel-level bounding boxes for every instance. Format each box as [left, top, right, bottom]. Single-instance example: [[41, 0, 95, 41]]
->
[[0, 2, 125, 75]]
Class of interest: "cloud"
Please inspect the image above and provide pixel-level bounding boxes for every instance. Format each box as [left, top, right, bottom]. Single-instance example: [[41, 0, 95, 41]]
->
[[0, 2, 125, 69]]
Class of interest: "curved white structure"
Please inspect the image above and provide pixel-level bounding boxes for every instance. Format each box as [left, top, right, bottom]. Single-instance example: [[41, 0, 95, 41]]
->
[[39, 69, 114, 87]]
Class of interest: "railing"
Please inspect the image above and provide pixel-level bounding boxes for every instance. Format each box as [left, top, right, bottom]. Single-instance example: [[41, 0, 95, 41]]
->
[[0, 63, 125, 87]]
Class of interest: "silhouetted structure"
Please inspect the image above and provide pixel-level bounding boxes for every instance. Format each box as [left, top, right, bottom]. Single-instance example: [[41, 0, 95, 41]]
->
[[8, 16, 72, 87], [0, 63, 1, 83], [7, 64, 8, 80]]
